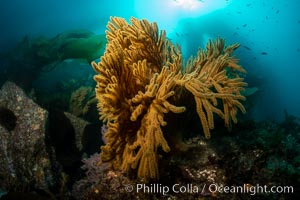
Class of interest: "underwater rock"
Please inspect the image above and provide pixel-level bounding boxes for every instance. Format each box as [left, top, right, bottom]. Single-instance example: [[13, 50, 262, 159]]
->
[[72, 117, 300, 199], [0, 81, 54, 191], [72, 137, 228, 199], [48, 109, 102, 185], [63, 112, 90, 152], [49, 110, 96, 153], [48, 110, 83, 174]]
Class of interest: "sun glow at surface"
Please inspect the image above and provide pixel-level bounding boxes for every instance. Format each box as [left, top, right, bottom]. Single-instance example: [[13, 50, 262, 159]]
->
[[171, 0, 203, 10], [134, 0, 229, 31]]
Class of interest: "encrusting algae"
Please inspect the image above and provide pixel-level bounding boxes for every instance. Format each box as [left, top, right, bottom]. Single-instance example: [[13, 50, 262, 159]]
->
[[92, 17, 247, 181]]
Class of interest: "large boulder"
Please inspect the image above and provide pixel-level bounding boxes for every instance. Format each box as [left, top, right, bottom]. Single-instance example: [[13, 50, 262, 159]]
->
[[0, 81, 54, 191]]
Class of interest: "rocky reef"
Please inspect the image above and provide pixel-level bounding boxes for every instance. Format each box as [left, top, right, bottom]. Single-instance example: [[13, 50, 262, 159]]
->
[[0, 17, 298, 200]]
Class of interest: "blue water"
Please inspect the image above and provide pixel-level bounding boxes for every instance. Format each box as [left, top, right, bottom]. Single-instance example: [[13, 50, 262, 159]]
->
[[0, 0, 299, 120]]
